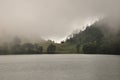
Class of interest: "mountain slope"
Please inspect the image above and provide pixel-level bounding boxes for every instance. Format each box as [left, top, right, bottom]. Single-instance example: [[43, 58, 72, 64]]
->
[[61, 19, 120, 54]]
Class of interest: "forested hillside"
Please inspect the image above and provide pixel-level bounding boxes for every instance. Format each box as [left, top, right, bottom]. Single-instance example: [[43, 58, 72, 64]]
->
[[63, 20, 120, 54], [0, 19, 120, 55]]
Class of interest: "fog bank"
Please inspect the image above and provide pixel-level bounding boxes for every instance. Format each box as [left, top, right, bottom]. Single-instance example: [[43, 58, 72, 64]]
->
[[0, 0, 120, 43]]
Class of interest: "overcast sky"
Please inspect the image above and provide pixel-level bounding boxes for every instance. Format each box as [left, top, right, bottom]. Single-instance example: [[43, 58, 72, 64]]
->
[[0, 0, 120, 43]]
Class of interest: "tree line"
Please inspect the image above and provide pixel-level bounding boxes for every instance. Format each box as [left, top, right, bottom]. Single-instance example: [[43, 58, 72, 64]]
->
[[65, 20, 120, 54], [0, 37, 56, 55]]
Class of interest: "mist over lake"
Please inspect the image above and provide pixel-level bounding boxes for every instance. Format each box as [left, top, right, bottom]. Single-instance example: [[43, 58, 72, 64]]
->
[[0, 54, 120, 80], [0, 0, 120, 80]]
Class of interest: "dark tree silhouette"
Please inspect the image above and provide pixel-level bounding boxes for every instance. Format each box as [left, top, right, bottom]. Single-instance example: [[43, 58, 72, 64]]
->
[[76, 44, 80, 53], [47, 44, 56, 54], [22, 43, 34, 54]]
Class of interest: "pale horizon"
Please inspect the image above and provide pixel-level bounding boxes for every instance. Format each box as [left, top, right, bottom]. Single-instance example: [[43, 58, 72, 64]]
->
[[0, 0, 120, 43]]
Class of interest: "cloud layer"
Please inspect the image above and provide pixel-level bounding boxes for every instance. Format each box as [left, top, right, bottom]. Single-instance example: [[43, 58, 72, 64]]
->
[[0, 0, 120, 42]]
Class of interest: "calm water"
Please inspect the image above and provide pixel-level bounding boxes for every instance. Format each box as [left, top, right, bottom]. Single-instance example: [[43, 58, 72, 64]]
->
[[0, 54, 120, 80]]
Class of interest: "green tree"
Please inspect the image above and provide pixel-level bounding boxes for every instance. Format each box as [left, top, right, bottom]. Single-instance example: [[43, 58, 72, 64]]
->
[[34, 44, 43, 54], [76, 44, 80, 53], [22, 43, 34, 54], [47, 44, 56, 54], [82, 42, 98, 54]]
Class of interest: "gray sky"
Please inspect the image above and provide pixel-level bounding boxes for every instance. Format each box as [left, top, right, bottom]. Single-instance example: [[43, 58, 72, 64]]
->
[[0, 0, 120, 43]]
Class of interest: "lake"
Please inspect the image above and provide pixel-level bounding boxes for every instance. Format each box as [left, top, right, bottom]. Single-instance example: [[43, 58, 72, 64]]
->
[[0, 54, 120, 80]]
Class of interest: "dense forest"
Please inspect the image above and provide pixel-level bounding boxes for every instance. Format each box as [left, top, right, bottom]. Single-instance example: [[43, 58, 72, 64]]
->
[[0, 19, 120, 55], [0, 37, 57, 54], [63, 19, 120, 54]]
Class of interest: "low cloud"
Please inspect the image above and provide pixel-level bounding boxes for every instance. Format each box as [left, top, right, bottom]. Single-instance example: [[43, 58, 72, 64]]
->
[[0, 0, 120, 42]]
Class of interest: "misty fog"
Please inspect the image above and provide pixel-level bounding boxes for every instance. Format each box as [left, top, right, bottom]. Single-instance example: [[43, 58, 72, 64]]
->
[[0, 0, 120, 43]]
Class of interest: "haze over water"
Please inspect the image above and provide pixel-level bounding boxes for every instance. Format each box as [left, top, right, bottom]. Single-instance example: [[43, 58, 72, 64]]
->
[[0, 54, 120, 80]]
